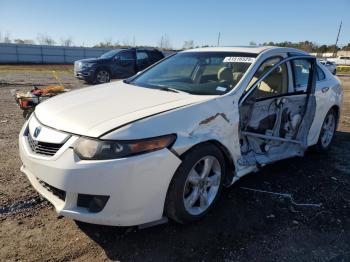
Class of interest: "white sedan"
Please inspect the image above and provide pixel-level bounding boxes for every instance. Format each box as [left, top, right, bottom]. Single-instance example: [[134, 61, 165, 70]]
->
[[319, 59, 337, 75], [19, 46, 343, 226]]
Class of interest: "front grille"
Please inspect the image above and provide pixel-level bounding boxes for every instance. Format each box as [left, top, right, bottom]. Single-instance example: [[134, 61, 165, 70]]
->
[[37, 178, 66, 201], [27, 133, 63, 156]]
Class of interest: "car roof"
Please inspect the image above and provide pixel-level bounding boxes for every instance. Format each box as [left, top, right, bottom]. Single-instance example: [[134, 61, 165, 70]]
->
[[182, 46, 309, 55], [182, 46, 274, 54]]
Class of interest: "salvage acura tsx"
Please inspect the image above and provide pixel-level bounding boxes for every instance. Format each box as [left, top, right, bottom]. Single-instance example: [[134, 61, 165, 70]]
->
[[19, 46, 342, 226]]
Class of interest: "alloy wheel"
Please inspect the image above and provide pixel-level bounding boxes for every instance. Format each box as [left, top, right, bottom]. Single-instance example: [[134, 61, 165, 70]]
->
[[96, 70, 110, 83], [183, 155, 222, 215], [320, 113, 336, 148]]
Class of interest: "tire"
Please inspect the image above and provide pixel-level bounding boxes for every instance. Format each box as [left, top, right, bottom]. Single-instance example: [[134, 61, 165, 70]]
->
[[165, 143, 226, 224], [94, 69, 110, 84], [316, 108, 337, 152]]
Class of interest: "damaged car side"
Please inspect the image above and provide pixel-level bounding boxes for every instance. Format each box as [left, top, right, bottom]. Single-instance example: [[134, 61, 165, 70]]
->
[[19, 46, 342, 226]]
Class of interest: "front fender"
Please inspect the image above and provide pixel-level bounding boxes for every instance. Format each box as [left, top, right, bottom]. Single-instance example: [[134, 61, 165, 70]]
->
[[101, 95, 242, 168]]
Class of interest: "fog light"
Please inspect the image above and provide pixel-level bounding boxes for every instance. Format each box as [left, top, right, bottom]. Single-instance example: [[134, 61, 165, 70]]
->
[[77, 194, 109, 213]]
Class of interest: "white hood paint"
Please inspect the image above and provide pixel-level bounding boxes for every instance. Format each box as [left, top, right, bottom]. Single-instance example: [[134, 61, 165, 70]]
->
[[35, 81, 213, 137]]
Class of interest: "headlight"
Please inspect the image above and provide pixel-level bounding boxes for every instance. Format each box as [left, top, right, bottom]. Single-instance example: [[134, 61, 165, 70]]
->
[[74, 134, 176, 160], [82, 63, 94, 68]]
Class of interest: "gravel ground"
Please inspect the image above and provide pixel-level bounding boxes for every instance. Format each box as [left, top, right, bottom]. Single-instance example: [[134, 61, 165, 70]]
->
[[0, 68, 349, 262]]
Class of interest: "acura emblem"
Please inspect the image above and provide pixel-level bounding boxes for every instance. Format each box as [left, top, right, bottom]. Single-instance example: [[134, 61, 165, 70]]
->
[[33, 126, 42, 138]]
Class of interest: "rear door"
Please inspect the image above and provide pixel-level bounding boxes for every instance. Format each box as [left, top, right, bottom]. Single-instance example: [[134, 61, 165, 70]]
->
[[147, 50, 164, 65], [239, 55, 317, 165], [136, 50, 150, 71]]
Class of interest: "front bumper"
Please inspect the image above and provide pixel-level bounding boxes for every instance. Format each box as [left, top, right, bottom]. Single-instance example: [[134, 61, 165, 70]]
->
[[19, 122, 181, 226], [74, 68, 94, 81]]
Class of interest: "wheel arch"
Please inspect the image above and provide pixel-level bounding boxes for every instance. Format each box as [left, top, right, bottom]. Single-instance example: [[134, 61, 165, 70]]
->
[[178, 140, 236, 187], [329, 104, 340, 131], [95, 66, 111, 75]]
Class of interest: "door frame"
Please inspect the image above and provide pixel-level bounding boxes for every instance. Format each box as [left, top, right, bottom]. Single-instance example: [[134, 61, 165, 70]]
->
[[239, 55, 317, 107], [237, 55, 317, 164]]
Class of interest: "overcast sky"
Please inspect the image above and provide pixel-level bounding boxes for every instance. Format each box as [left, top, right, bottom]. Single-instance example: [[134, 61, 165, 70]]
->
[[1, 0, 349, 48]]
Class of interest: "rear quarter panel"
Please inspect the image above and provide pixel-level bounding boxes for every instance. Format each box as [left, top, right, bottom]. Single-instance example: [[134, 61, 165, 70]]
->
[[308, 70, 343, 146]]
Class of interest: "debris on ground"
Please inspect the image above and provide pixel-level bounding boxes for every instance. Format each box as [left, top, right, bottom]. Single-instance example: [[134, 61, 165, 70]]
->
[[240, 187, 322, 208], [292, 220, 299, 225], [10, 71, 70, 119], [11, 84, 70, 119]]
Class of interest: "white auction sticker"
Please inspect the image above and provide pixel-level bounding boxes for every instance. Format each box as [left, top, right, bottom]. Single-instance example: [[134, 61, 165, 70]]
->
[[216, 86, 227, 92], [223, 57, 255, 63]]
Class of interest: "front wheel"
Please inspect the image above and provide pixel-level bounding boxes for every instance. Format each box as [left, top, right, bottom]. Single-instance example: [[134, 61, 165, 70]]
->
[[165, 143, 225, 224], [316, 109, 337, 152], [94, 69, 110, 84]]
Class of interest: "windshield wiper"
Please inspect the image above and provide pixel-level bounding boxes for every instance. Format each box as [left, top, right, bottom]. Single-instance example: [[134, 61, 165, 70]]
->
[[159, 87, 181, 93], [154, 84, 189, 94]]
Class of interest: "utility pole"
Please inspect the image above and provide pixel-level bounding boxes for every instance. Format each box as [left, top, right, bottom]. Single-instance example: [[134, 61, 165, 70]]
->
[[133, 36, 135, 47], [217, 32, 221, 46], [333, 21, 342, 57]]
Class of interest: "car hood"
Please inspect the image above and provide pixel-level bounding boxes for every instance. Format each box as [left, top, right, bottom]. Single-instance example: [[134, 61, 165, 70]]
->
[[77, 57, 108, 64], [35, 81, 214, 137]]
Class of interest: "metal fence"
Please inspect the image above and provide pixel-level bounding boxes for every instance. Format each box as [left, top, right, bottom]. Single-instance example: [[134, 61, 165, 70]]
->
[[0, 43, 113, 64], [0, 43, 174, 64]]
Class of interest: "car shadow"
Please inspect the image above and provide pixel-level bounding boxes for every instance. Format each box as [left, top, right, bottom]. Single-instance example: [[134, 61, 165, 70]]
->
[[77, 131, 350, 262]]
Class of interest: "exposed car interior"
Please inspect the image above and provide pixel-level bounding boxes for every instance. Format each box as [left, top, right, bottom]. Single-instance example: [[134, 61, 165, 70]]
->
[[239, 57, 316, 165]]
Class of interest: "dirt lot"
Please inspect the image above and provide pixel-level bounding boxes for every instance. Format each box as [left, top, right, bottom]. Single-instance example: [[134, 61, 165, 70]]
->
[[0, 66, 349, 262]]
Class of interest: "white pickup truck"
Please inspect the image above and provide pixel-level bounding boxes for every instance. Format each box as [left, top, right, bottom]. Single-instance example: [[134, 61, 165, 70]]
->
[[328, 56, 350, 65]]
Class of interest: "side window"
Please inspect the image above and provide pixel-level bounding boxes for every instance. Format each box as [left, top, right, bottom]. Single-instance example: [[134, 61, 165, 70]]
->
[[316, 66, 326, 81], [247, 57, 289, 100], [149, 51, 164, 61], [119, 51, 134, 61], [292, 59, 311, 88], [136, 51, 148, 61]]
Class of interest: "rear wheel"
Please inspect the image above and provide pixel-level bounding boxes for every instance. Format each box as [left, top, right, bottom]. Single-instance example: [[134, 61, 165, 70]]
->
[[165, 143, 225, 224], [316, 109, 337, 152], [94, 69, 110, 84]]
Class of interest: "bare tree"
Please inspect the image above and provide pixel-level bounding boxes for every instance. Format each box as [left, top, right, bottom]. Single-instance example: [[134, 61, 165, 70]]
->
[[94, 38, 116, 48], [158, 34, 172, 50], [122, 39, 132, 47], [37, 33, 56, 45], [3, 32, 11, 43], [182, 40, 194, 50], [60, 37, 74, 47]]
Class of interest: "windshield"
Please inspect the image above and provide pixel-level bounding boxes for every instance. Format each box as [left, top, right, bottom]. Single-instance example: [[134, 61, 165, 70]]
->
[[129, 52, 256, 95], [100, 50, 121, 59]]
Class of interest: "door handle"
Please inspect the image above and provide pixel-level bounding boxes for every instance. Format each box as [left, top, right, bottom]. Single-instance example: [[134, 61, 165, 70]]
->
[[322, 87, 330, 93]]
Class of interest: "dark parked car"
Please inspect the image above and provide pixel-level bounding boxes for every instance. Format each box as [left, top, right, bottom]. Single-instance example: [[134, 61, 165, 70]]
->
[[74, 48, 165, 84]]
